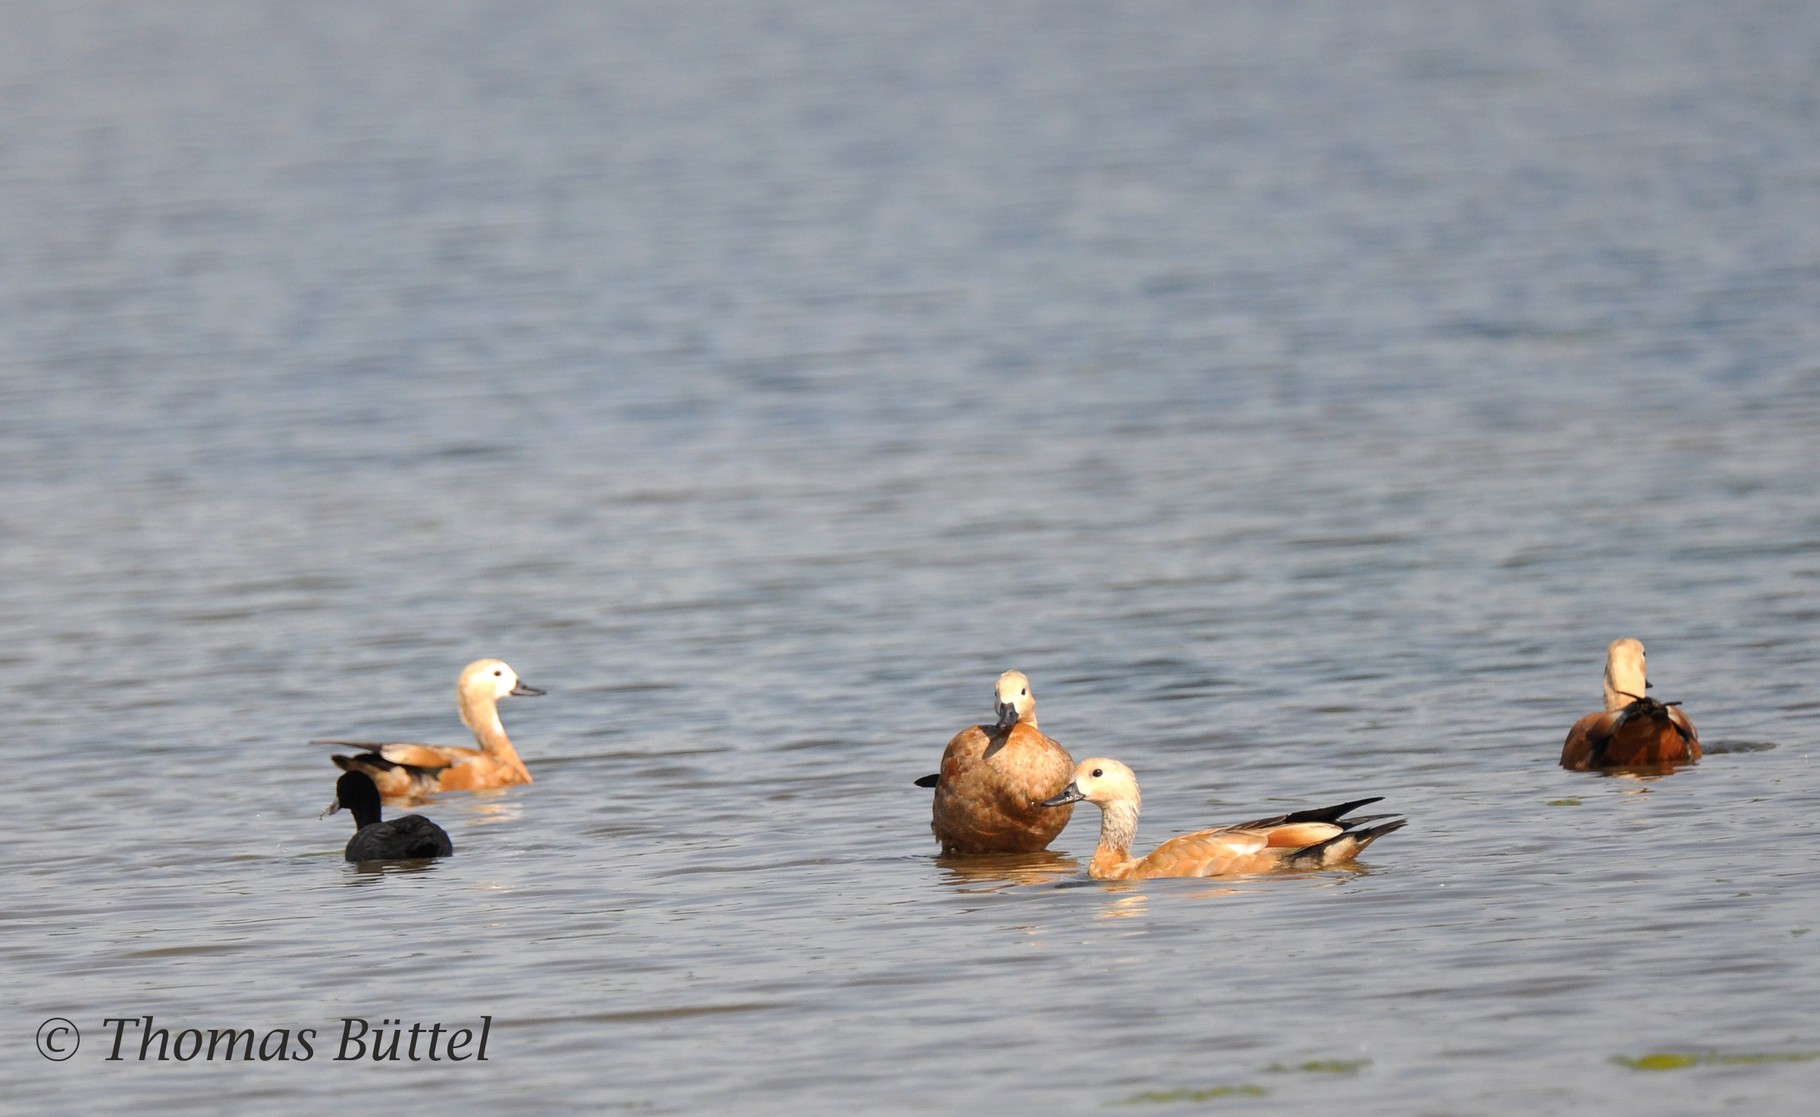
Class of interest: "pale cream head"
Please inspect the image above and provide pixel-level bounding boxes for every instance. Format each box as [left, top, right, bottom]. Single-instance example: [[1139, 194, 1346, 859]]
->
[[994, 670, 1036, 729], [456, 658, 543, 730], [460, 658, 527, 700], [1601, 637, 1648, 710], [1045, 757, 1143, 864], [1062, 758, 1141, 809]]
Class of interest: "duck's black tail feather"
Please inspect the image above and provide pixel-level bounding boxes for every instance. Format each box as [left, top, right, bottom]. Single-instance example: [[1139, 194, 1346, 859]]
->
[[1228, 796, 1385, 832], [1284, 817, 1408, 868]]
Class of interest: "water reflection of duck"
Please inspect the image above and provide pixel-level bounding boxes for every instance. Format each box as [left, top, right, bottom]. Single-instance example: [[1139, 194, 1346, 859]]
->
[[1041, 759, 1404, 881], [922, 671, 1074, 855], [325, 771, 453, 862], [318, 658, 543, 799], [934, 849, 1081, 888], [1559, 638, 1700, 771]]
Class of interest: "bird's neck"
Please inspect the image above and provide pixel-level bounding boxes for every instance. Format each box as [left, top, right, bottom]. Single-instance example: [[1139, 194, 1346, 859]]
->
[[1090, 799, 1140, 878], [1603, 678, 1638, 711], [460, 695, 528, 776], [348, 800, 382, 830]]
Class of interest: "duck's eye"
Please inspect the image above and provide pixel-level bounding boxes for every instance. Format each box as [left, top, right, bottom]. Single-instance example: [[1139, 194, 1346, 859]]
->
[[494, 669, 503, 677], [1020, 688, 1027, 696], [1091, 768, 1103, 778]]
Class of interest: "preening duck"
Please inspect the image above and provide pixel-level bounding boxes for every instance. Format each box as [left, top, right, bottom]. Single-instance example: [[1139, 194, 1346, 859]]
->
[[1041, 758, 1404, 880], [319, 658, 543, 799], [326, 770, 453, 862], [925, 670, 1075, 855], [1559, 638, 1700, 771]]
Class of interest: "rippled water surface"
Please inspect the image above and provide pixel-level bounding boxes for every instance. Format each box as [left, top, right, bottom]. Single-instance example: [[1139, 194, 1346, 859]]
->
[[6, 2, 1820, 1113]]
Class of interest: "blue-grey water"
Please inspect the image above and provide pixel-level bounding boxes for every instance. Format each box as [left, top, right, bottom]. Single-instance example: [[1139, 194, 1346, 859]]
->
[[5, 2, 1820, 1113]]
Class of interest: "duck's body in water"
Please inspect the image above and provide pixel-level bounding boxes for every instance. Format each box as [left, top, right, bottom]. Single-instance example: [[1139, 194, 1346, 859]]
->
[[925, 670, 1074, 855], [320, 658, 543, 799], [1560, 638, 1700, 771], [1042, 759, 1404, 880]]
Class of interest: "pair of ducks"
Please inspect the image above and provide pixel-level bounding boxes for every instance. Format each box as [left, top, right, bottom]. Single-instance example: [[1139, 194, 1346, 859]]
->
[[919, 670, 1404, 880], [320, 658, 543, 862], [924, 638, 1700, 880]]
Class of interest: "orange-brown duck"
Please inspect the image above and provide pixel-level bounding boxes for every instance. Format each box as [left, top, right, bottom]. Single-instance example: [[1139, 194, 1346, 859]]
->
[[320, 658, 543, 799], [1041, 759, 1403, 880], [1559, 638, 1699, 771], [923, 670, 1075, 855]]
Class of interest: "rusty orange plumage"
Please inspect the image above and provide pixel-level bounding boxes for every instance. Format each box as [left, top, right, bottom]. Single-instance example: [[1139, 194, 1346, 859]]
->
[[1041, 759, 1404, 881], [925, 670, 1075, 855], [1559, 638, 1700, 771], [319, 658, 543, 801]]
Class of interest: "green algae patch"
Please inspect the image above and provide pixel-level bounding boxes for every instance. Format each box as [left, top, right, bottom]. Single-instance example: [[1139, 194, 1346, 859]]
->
[[1111, 1058, 1370, 1103], [1613, 1051, 1820, 1071], [1265, 1059, 1370, 1075], [1547, 798, 1582, 806], [1614, 1053, 1699, 1071], [1113, 1085, 1269, 1104]]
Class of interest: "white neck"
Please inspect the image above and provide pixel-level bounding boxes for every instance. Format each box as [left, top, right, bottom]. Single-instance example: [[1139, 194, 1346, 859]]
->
[[1096, 798, 1139, 859]]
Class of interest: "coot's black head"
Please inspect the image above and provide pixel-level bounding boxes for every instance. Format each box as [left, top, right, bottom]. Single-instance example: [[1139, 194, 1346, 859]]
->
[[332, 770, 385, 830]]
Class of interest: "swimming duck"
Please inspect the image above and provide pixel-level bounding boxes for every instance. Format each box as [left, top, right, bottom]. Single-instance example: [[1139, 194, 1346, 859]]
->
[[319, 658, 543, 799], [923, 670, 1075, 855], [1559, 638, 1700, 771], [325, 770, 453, 862], [1041, 758, 1404, 880]]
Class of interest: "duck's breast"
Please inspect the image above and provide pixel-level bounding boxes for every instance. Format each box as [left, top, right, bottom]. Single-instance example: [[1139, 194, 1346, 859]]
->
[[932, 725, 1073, 853], [428, 754, 528, 791]]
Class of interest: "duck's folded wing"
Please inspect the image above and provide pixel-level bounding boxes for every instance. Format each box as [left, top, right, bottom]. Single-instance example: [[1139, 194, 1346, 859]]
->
[[1138, 827, 1273, 876], [1221, 797, 1387, 833], [313, 740, 458, 770], [1253, 820, 1350, 848], [1668, 706, 1698, 744], [1561, 711, 1614, 768]]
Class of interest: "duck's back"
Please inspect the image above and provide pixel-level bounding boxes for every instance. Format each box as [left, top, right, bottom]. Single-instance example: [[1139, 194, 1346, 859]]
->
[[1561, 703, 1700, 770], [932, 723, 1074, 854], [345, 816, 454, 862], [1106, 816, 1404, 881]]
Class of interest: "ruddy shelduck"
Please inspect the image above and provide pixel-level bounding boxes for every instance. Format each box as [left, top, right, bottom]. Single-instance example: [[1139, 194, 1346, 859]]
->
[[324, 770, 453, 862], [1559, 638, 1700, 771], [1041, 759, 1405, 880], [319, 658, 543, 799], [919, 670, 1075, 855]]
